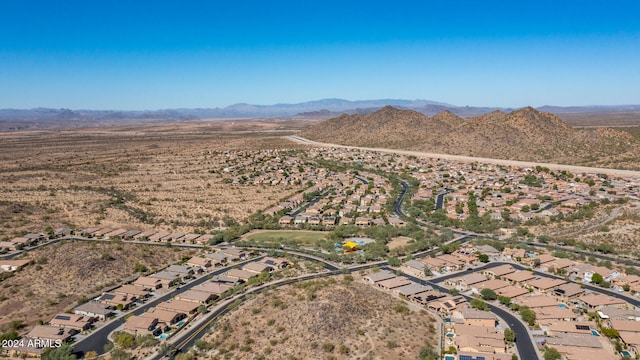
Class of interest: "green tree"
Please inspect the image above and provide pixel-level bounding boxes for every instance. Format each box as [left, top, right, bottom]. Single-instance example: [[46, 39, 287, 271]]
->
[[591, 273, 604, 284], [478, 253, 489, 263], [498, 296, 511, 306], [471, 298, 488, 311], [387, 257, 401, 266], [543, 346, 562, 360], [480, 288, 497, 300], [419, 346, 439, 360], [110, 349, 131, 360], [519, 306, 536, 326], [42, 344, 76, 360], [114, 331, 136, 348], [504, 328, 515, 343]]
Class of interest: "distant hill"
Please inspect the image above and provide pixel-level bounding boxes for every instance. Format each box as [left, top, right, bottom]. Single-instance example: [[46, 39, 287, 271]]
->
[[1, 99, 640, 130], [301, 106, 638, 167]]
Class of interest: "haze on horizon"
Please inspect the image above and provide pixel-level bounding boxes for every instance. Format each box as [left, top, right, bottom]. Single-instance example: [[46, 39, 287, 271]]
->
[[1, 0, 639, 111]]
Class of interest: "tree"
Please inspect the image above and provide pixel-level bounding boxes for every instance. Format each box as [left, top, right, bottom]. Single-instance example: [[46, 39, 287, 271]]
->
[[478, 253, 489, 263], [423, 267, 432, 276], [591, 273, 604, 285], [110, 349, 131, 360], [114, 331, 136, 348], [387, 257, 401, 266], [519, 306, 536, 326], [504, 328, 515, 343], [498, 296, 511, 306], [543, 346, 562, 360], [419, 346, 439, 360], [42, 344, 76, 360], [134, 263, 148, 273], [471, 298, 488, 311], [197, 305, 207, 314], [480, 288, 497, 300]]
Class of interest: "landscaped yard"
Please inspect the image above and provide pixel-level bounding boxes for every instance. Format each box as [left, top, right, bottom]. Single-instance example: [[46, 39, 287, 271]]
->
[[245, 230, 329, 246]]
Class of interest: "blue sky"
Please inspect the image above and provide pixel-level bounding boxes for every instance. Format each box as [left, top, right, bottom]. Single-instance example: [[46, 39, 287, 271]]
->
[[1, 1, 639, 110]]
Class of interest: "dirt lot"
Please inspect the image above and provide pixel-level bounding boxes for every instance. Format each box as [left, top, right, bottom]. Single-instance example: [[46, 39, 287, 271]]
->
[[197, 275, 437, 360], [0, 120, 308, 239], [531, 202, 640, 255], [0, 241, 191, 330]]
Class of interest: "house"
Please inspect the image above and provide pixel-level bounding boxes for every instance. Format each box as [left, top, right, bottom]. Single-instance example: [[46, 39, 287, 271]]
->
[[156, 299, 200, 315], [472, 279, 509, 293], [49, 313, 93, 331], [454, 308, 498, 327], [141, 308, 187, 326], [226, 268, 257, 282], [220, 247, 246, 260], [502, 271, 536, 286], [516, 294, 558, 309], [259, 257, 290, 270], [482, 264, 515, 278], [113, 285, 151, 299], [527, 278, 567, 293], [400, 260, 427, 277], [577, 293, 626, 310], [97, 293, 135, 310], [445, 273, 487, 290], [456, 352, 512, 360], [175, 289, 217, 304], [186, 256, 212, 269], [474, 244, 500, 256], [148, 230, 171, 242], [193, 281, 233, 295], [363, 270, 396, 284], [123, 315, 161, 336], [25, 325, 73, 343], [0, 259, 31, 272], [278, 215, 294, 225], [165, 265, 195, 278], [243, 262, 272, 274], [495, 285, 530, 299], [121, 229, 142, 240], [552, 283, 584, 301], [412, 290, 446, 305], [377, 276, 412, 290], [133, 276, 163, 290], [211, 274, 243, 286], [393, 283, 432, 298], [149, 271, 182, 287], [74, 302, 114, 321]]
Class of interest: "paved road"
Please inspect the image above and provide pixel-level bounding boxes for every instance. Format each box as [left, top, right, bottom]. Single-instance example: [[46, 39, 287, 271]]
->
[[434, 192, 447, 210], [72, 256, 264, 357], [392, 267, 539, 360], [287, 135, 640, 178]]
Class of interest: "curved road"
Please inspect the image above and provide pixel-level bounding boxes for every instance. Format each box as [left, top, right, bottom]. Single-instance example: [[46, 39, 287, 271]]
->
[[392, 267, 539, 360]]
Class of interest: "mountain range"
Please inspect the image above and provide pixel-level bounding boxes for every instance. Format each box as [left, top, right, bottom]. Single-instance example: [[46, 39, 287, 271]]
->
[[301, 106, 639, 169], [2, 99, 640, 130]]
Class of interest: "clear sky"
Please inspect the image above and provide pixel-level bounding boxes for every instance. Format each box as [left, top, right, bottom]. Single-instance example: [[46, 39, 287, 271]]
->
[[1, 0, 639, 110]]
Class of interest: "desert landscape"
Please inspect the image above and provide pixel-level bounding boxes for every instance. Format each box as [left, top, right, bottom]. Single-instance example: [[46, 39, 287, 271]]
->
[[0, 241, 191, 329], [198, 275, 437, 360], [0, 120, 310, 240]]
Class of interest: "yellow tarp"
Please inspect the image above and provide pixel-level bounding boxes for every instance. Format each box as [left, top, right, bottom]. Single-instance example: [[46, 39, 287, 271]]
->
[[343, 241, 358, 249]]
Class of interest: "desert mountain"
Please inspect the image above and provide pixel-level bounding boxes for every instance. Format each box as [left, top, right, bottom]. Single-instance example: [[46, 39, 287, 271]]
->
[[301, 106, 638, 167]]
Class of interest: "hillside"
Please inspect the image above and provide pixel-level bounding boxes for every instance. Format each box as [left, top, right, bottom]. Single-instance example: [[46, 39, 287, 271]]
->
[[198, 276, 437, 360], [301, 106, 639, 168]]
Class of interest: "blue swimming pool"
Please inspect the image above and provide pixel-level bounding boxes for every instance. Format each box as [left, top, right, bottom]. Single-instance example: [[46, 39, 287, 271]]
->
[[446, 333, 455, 338], [444, 355, 455, 360], [621, 350, 631, 357], [558, 303, 568, 308], [159, 333, 169, 339], [176, 321, 186, 327], [591, 330, 600, 336]]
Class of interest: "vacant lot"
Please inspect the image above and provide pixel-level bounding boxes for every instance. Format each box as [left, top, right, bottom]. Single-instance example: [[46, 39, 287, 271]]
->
[[244, 230, 329, 246], [197, 276, 437, 360], [0, 120, 309, 239], [0, 241, 191, 330]]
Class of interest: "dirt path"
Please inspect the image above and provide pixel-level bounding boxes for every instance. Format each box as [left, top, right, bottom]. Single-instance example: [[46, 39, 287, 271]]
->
[[288, 136, 640, 178]]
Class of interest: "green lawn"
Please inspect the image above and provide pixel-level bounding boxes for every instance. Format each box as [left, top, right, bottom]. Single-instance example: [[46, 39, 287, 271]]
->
[[246, 230, 328, 246]]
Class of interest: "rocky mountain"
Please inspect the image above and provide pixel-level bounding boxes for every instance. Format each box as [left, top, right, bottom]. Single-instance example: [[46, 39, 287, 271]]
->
[[301, 106, 638, 166]]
